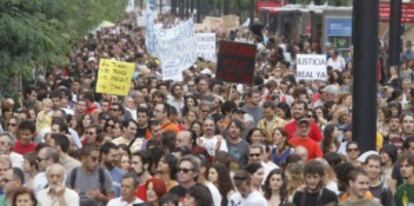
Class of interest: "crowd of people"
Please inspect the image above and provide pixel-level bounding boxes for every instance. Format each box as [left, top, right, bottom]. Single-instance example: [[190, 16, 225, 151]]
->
[[1, 8, 414, 206]]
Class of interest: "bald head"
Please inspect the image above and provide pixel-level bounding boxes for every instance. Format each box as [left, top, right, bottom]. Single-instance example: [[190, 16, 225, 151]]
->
[[176, 130, 193, 148]]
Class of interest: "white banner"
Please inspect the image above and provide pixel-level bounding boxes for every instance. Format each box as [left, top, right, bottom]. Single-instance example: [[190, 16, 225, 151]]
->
[[146, 0, 197, 81], [296, 54, 327, 81], [136, 15, 146, 27], [196, 33, 216, 61], [125, 0, 135, 12]]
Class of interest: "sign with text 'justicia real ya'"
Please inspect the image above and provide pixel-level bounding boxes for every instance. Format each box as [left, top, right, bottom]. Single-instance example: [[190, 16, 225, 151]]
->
[[296, 54, 327, 81]]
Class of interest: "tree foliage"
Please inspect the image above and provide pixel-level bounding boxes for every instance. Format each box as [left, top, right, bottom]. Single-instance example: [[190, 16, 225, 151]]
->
[[0, 0, 127, 96]]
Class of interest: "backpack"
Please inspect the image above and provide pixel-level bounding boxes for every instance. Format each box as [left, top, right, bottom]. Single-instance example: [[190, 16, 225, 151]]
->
[[69, 167, 107, 195]]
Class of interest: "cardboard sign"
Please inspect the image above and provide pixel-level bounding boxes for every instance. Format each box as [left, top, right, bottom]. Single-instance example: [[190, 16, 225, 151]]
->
[[216, 41, 256, 85], [96, 59, 135, 96], [296, 54, 327, 81], [204, 16, 224, 32], [222, 15, 240, 30], [196, 33, 216, 61]]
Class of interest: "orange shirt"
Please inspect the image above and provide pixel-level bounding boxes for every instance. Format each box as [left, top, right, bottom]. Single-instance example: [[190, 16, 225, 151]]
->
[[289, 136, 323, 160], [161, 121, 180, 134]]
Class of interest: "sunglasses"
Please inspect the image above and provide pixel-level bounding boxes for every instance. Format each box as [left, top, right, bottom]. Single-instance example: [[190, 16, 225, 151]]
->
[[347, 148, 359, 152], [111, 108, 120, 111], [107, 124, 115, 129], [249, 153, 261, 157], [178, 167, 193, 174]]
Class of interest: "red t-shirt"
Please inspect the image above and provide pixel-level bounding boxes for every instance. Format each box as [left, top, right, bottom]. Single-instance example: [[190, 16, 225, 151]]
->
[[135, 184, 147, 201], [86, 103, 98, 114], [284, 120, 323, 142], [289, 136, 323, 160], [13, 140, 36, 155]]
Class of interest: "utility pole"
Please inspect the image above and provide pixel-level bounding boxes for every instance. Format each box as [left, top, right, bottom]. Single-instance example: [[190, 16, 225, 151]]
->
[[388, 0, 402, 72], [352, 0, 379, 152]]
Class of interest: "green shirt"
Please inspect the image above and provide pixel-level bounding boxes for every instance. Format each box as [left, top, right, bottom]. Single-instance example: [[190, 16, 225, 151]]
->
[[0, 195, 42, 206], [395, 183, 414, 206]]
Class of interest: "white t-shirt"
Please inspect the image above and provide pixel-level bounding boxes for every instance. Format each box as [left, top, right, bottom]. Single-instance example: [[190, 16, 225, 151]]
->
[[33, 172, 48, 193], [205, 181, 222, 206], [9, 152, 24, 169], [327, 56, 346, 71], [228, 191, 267, 206], [198, 135, 228, 156], [37, 187, 80, 206], [107, 197, 144, 206], [261, 161, 279, 184]]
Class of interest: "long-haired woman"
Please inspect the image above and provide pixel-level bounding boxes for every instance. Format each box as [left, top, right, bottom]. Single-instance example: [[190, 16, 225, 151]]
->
[[263, 168, 289, 206], [207, 163, 235, 206]]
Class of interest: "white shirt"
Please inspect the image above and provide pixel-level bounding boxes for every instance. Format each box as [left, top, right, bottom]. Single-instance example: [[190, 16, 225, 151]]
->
[[107, 197, 144, 206], [33, 172, 48, 193], [327, 56, 346, 71], [9, 152, 24, 169], [205, 181, 222, 206], [198, 135, 228, 156], [261, 161, 279, 184], [37, 187, 80, 206], [228, 191, 267, 206]]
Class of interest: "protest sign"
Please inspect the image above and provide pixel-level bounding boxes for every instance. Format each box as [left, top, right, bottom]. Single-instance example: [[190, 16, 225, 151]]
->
[[96, 59, 135, 96], [216, 41, 256, 85], [136, 15, 146, 27], [222, 15, 240, 30], [204, 16, 224, 32], [145, 0, 197, 81], [125, 0, 135, 12], [196, 33, 216, 61], [296, 54, 327, 81]]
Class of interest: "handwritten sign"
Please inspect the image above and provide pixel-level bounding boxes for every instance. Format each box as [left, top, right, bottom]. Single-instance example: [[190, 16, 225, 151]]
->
[[296, 54, 327, 81], [96, 59, 135, 96], [216, 41, 256, 85], [196, 33, 216, 61], [222, 15, 240, 30]]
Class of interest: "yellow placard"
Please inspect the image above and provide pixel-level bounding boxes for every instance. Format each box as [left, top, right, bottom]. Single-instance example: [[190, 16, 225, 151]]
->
[[96, 59, 135, 96]]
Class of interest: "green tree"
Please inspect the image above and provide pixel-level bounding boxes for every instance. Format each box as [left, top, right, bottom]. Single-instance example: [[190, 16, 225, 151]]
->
[[0, 0, 127, 97]]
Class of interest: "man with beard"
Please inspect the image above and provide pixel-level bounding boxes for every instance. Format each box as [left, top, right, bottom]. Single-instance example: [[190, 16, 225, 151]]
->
[[37, 164, 79, 205], [386, 116, 402, 150], [66, 145, 113, 206], [395, 153, 414, 206], [100, 142, 124, 197], [197, 118, 228, 157], [289, 119, 323, 160], [293, 160, 337, 206], [284, 100, 323, 142], [241, 88, 264, 126], [339, 169, 381, 206], [131, 151, 153, 201], [225, 120, 250, 169], [401, 113, 414, 142], [167, 82, 185, 113], [136, 107, 150, 140]]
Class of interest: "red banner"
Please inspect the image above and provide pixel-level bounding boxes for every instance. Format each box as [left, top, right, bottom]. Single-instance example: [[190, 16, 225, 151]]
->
[[256, 1, 284, 12], [379, 2, 414, 23]]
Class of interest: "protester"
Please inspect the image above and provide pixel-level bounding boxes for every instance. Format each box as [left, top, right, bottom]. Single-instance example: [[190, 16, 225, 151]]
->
[[3, 4, 414, 206], [37, 164, 79, 206]]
